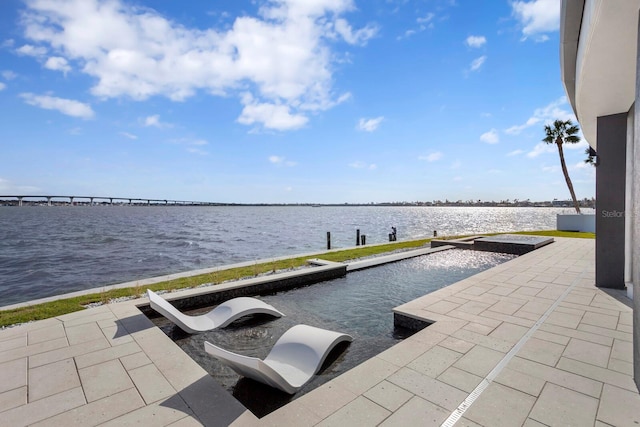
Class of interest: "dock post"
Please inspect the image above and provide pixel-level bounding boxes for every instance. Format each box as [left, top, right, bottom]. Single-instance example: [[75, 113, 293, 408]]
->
[[327, 232, 331, 250], [356, 229, 360, 246], [434, 230, 437, 237], [361, 235, 366, 245]]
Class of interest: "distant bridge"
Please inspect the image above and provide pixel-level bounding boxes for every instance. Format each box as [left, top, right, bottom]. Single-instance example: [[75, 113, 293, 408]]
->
[[0, 195, 221, 207]]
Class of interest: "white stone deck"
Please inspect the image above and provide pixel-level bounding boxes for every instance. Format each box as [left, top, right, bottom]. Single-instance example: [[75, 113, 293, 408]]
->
[[1, 237, 638, 426]]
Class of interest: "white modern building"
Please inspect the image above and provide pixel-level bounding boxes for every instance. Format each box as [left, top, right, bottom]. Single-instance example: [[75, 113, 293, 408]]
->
[[560, 0, 640, 390]]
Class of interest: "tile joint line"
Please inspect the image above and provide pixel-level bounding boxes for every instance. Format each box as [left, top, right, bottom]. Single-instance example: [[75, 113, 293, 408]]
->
[[440, 266, 589, 427]]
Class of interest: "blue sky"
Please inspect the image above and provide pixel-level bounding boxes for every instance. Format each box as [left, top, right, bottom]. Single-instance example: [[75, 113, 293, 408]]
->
[[0, 0, 594, 204]]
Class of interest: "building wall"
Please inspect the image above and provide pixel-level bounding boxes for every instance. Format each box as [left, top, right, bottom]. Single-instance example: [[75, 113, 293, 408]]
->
[[595, 113, 627, 289], [634, 20, 640, 389]]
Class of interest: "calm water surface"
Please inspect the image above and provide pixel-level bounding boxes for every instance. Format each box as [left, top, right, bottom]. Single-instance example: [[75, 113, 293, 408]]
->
[[0, 206, 578, 305]]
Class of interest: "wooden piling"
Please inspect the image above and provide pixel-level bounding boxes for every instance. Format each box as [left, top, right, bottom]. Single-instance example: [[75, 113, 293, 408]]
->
[[356, 229, 360, 246], [327, 231, 331, 250]]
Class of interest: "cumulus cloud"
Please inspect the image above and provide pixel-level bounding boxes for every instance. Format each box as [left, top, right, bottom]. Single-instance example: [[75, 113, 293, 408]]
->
[[142, 114, 170, 128], [480, 129, 499, 144], [357, 116, 384, 132], [419, 152, 443, 162], [0, 82, 5, 91], [511, 0, 559, 41], [505, 97, 575, 135], [334, 19, 378, 45], [19, 93, 94, 119], [238, 95, 308, 131], [469, 55, 487, 72], [507, 149, 524, 156], [527, 142, 556, 158], [16, 44, 47, 57], [269, 155, 297, 166], [465, 35, 486, 48], [44, 56, 71, 74], [18, 0, 372, 131]]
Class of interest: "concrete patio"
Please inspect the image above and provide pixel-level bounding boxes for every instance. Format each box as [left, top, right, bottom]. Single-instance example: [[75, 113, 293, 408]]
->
[[1, 237, 638, 426]]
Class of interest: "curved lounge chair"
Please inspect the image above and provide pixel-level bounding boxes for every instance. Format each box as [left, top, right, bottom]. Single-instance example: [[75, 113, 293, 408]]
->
[[204, 324, 353, 394], [146, 289, 284, 334]]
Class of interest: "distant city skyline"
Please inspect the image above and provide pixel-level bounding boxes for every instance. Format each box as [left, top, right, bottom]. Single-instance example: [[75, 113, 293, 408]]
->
[[0, 0, 594, 204]]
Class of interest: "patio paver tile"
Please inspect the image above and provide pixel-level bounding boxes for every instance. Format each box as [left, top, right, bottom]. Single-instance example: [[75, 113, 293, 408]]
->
[[0, 357, 27, 394], [607, 358, 633, 376], [529, 383, 598, 427], [407, 345, 462, 378], [29, 358, 80, 402], [120, 351, 152, 371], [65, 323, 104, 346], [578, 324, 633, 342], [128, 363, 176, 405], [297, 381, 358, 420], [315, 396, 390, 427], [332, 356, 400, 395], [75, 341, 141, 369], [0, 387, 86, 427], [453, 345, 505, 378], [562, 338, 611, 368], [436, 366, 483, 393], [508, 356, 602, 398], [29, 387, 145, 427], [556, 357, 638, 392], [494, 367, 546, 397], [517, 337, 566, 366], [462, 322, 495, 335], [0, 386, 26, 412], [538, 323, 613, 346], [0, 336, 26, 353], [378, 396, 449, 427], [596, 383, 640, 426], [27, 324, 66, 345], [488, 322, 529, 343], [29, 337, 109, 368], [363, 380, 412, 412], [0, 337, 68, 365], [387, 367, 467, 411], [580, 312, 619, 330], [98, 394, 193, 427], [531, 329, 570, 345], [78, 359, 134, 403], [544, 311, 582, 329], [464, 383, 536, 427], [438, 336, 475, 354]]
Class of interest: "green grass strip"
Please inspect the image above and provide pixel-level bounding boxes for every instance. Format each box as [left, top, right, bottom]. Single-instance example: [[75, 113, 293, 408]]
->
[[0, 230, 593, 327]]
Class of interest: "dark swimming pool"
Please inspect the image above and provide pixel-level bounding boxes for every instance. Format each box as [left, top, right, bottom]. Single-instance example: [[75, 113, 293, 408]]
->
[[151, 249, 516, 417]]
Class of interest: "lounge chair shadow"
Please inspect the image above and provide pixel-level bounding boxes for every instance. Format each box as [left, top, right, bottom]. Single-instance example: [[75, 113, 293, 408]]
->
[[159, 376, 246, 426], [111, 313, 155, 338]]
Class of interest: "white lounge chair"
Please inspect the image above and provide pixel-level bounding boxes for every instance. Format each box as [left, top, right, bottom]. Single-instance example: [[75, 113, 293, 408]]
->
[[147, 289, 284, 334], [204, 324, 353, 394]]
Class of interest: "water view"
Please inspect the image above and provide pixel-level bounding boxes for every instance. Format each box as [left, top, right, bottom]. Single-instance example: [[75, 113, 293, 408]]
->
[[0, 206, 579, 305]]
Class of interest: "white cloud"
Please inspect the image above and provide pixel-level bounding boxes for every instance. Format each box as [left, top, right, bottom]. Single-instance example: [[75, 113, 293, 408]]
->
[[417, 13, 436, 29], [16, 44, 47, 57], [2, 70, 17, 80], [238, 95, 308, 131], [511, 0, 560, 41], [469, 55, 487, 72], [186, 147, 208, 155], [453, 176, 463, 182], [19, 0, 370, 131], [142, 115, 171, 128], [527, 142, 556, 158], [68, 127, 82, 135], [269, 155, 297, 166], [19, 93, 94, 119], [0, 82, 5, 91], [120, 131, 138, 140], [44, 56, 71, 74], [451, 160, 461, 169], [333, 19, 378, 45], [542, 164, 560, 173], [480, 129, 499, 144], [505, 97, 575, 135], [465, 35, 486, 48], [507, 149, 524, 156], [357, 116, 384, 132], [419, 152, 443, 162]]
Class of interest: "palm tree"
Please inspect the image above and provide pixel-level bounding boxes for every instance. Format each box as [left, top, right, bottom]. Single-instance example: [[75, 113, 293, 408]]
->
[[543, 119, 581, 214]]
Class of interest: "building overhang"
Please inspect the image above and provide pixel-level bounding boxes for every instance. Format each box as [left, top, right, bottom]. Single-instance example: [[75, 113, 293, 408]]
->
[[560, 0, 640, 148]]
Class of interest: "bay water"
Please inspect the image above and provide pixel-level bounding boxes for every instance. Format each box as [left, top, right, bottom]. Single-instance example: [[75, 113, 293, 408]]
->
[[0, 206, 578, 305]]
